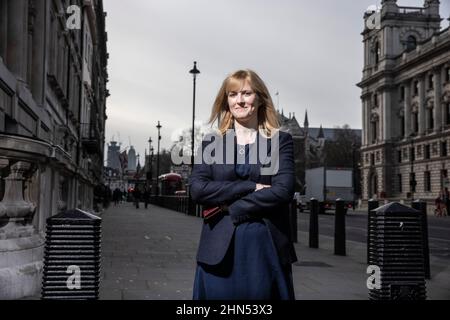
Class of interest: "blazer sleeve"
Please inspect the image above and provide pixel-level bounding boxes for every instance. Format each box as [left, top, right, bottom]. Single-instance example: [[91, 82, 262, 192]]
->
[[189, 140, 256, 207], [228, 132, 295, 224]]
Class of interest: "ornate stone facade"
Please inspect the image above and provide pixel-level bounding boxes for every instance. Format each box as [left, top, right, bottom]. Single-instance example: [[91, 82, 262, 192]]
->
[[0, 0, 108, 299], [358, 0, 450, 209]]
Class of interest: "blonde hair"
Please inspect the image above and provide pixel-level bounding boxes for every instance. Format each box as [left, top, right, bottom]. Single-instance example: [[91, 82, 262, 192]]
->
[[209, 69, 280, 137]]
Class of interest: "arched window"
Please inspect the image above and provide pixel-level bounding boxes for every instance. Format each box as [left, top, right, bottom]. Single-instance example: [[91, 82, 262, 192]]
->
[[406, 35, 417, 52], [375, 41, 380, 64]]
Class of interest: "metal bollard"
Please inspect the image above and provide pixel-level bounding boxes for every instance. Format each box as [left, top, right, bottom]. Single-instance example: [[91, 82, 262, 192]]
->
[[412, 200, 431, 279], [289, 199, 298, 243], [41, 209, 101, 300], [368, 202, 426, 300], [309, 198, 319, 248], [334, 199, 346, 256], [367, 199, 379, 264]]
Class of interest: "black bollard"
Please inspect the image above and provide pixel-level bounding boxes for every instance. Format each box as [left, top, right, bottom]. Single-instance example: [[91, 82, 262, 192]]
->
[[412, 200, 431, 279], [309, 198, 319, 248], [367, 199, 379, 264], [334, 199, 346, 256], [289, 199, 298, 243]]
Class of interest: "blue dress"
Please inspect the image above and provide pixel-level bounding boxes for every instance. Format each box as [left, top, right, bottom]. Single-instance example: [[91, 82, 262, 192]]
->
[[193, 143, 295, 300]]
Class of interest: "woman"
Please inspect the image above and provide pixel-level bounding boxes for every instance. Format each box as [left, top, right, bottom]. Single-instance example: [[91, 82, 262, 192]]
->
[[190, 69, 297, 300]]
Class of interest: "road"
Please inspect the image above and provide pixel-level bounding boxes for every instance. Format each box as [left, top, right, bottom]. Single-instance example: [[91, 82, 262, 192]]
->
[[298, 210, 450, 260]]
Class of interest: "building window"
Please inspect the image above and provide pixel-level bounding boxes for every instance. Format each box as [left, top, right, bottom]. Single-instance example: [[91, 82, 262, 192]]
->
[[446, 103, 450, 125], [428, 107, 434, 130], [370, 153, 375, 166], [398, 174, 403, 193], [424, 171, 431, 192], [400, 115, 405, 137], [373, 93, 378, 107], [412, 112, 419, 133], [371, 121, 378, 143], [375, 41, 380, 64], [446, 67, 450, 83], [442, 170, 448, 187], [410, 172, 416, 192], [425, 145, 430, 159], [398, 150, 402, 163], [400, 86, 405, 101], [406, 36, 417, 52], [410, 147, 415, 162], [442, 141, 448, 157], [428, 74, 434, 90], [413, 81, 419, 96]]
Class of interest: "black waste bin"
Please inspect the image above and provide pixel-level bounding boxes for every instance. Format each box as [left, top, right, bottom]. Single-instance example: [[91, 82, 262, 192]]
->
[[41, 209, 102, 300], [368, 202, 426, 300]]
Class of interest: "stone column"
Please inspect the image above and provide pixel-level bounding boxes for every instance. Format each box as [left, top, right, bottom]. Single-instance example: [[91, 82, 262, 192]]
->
[[362, 99, 367, 146], [0, 1, 7, 61], [418, 76, 426, 136], [0, 160, 44, 300], [434, 68, 442, 131], [404, 81, 411, 138], [382, 89, 392, 141], [6, 0, 28, 81], [30, 0, 45, 105]]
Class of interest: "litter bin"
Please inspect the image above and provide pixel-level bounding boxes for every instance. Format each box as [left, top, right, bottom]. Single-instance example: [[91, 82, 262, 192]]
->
[[41, 209, 102, 300], [368, 202, 426, 300]]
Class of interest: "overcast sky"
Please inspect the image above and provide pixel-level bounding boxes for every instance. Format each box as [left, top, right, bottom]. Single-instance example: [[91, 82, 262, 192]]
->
[[103, 0, 450, 161]]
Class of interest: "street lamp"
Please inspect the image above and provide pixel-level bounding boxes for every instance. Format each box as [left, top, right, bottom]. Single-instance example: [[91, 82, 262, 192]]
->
[[408, 135, 416, 202], [147, 137, 153, 191], [189, 61, 200, 168], [156, 121, 162, 196]]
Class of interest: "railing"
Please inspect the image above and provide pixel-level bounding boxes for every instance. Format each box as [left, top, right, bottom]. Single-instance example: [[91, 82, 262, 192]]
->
[[149, 195, 202, 216]]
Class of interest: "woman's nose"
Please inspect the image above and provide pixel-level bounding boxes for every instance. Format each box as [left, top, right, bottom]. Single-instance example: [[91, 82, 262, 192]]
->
[[237, 93, 245, 104]]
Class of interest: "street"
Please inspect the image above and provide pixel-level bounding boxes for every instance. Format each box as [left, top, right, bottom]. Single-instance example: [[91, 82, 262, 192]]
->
[[298, 210, 450, 260]]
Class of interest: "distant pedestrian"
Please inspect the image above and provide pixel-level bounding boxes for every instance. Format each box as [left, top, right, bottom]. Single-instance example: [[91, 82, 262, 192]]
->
[[143, 186, 151, 209], [443, 188, 450, 217], [434, 189, 448, 217], [113, 188, 121, 206], [133, 187, 141, 209]]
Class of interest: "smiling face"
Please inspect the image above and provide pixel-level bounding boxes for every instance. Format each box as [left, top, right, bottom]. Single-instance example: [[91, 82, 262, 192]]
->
[[227, 79, 259, 125]]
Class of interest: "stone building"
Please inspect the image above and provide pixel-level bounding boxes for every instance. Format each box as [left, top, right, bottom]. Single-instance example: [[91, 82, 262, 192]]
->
[[107, 140, 121, 170], [0, 0, 108, 299], [358, 0, 450, 208], [279, 111, 361, 192]]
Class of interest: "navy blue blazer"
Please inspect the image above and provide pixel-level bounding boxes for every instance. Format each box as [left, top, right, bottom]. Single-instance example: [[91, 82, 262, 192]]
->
[[189, 130, 298, 267]]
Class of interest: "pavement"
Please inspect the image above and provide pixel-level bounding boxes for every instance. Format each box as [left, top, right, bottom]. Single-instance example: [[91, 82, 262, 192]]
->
[[98, 202, 450, 300]]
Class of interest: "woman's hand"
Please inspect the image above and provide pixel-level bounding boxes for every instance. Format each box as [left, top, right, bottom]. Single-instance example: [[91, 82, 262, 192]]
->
[[255, 184, 271, 191]]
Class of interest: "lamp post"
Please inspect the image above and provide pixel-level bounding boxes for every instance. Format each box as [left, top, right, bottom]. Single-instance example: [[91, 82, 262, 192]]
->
[[147, 137, 153, 191], [156, 121, 162, 196], [189, 61, 200, 168], [187, 62, 200, 216], [409, 135, 416, 202]]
